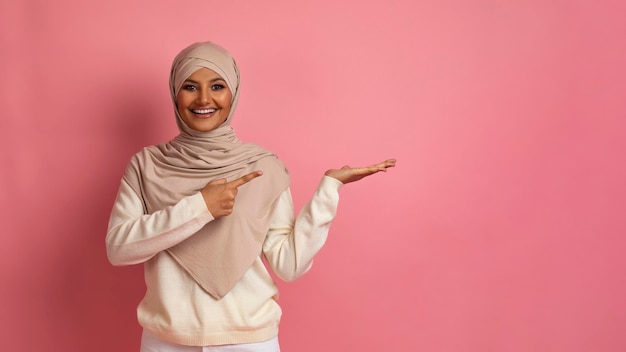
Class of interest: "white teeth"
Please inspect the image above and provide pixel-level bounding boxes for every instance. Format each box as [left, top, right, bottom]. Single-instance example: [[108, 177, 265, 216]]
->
[[192, 109, 216, 114]]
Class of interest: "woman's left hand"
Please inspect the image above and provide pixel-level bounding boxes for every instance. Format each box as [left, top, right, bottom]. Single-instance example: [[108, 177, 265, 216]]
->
[[325, 159, 396, 184]]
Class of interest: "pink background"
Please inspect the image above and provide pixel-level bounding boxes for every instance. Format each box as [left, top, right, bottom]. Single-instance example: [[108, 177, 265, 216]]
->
[[2, 0, 625, 351]]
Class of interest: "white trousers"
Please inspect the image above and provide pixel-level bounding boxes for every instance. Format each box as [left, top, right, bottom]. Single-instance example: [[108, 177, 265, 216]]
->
[[140, 330, 280, 352]]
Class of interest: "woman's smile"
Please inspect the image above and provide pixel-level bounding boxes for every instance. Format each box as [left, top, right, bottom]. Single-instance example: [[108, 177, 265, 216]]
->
[[191, 108, 216, 115], [190, 107, 218, 119]]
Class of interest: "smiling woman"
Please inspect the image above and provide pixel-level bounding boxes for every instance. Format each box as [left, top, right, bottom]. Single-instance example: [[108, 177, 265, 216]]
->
[[105, 41, 395, 352]]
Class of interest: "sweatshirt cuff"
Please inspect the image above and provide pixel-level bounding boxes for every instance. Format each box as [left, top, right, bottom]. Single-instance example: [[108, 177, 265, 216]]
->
[[321, 175, 344, 190], [186, 192, 214, 223]]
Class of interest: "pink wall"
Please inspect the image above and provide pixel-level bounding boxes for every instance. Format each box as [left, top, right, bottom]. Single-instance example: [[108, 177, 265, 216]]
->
[[2, 0, 625, 351]]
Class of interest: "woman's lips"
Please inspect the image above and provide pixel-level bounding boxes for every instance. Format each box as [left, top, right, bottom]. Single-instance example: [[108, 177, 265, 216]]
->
[[191, 108, 216, 118], [191, 108, 216, 114]]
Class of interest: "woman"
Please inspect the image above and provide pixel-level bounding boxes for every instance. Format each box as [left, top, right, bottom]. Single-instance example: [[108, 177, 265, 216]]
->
[[106, 41, 395, 351]]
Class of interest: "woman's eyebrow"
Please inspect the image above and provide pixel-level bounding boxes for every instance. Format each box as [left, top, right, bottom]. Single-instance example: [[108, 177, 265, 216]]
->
[[183, 78, 226, 84]]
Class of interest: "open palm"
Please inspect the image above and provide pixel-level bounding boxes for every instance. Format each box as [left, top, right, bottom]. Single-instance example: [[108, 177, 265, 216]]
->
[[325, 159, 396, 184]]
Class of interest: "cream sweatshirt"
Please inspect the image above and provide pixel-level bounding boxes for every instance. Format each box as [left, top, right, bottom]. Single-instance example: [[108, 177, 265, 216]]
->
[[106, 175, 342, 346]]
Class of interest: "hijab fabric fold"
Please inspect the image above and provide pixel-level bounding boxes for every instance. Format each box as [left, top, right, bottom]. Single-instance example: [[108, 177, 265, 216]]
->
[[123, 42, 290, 299]]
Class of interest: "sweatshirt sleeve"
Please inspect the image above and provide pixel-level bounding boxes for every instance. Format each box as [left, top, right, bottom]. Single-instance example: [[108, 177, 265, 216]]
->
[[262, 175, 343, 282], [105, 178, 214, 266]]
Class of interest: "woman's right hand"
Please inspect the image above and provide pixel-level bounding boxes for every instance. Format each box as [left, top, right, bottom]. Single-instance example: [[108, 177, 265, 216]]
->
[[201, 171, 263, 218]]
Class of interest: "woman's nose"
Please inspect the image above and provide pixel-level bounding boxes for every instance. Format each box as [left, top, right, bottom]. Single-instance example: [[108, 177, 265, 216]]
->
[[197, 88, 211, 105]]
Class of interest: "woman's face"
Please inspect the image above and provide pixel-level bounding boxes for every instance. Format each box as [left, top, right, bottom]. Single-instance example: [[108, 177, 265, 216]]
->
[[176, 68, 233, 132]]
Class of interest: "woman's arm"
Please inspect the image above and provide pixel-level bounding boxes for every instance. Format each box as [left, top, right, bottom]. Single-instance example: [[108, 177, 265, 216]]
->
[[105, 178, 214, 266], [263, 158, 396, 281], [106, 169, 262, 266], [262, 176, 342, 281]]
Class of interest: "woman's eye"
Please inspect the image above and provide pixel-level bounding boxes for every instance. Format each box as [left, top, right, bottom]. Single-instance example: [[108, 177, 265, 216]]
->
[[211, 84, 225, 91], [183, 85, 197, 91]]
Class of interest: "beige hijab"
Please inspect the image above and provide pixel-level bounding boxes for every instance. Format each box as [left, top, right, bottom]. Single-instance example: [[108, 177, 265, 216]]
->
[[123, 42, 290, 299]]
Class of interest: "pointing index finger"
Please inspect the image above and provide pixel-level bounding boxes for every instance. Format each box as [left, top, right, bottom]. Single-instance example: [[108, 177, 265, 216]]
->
[[229, 171, 263, 188]]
